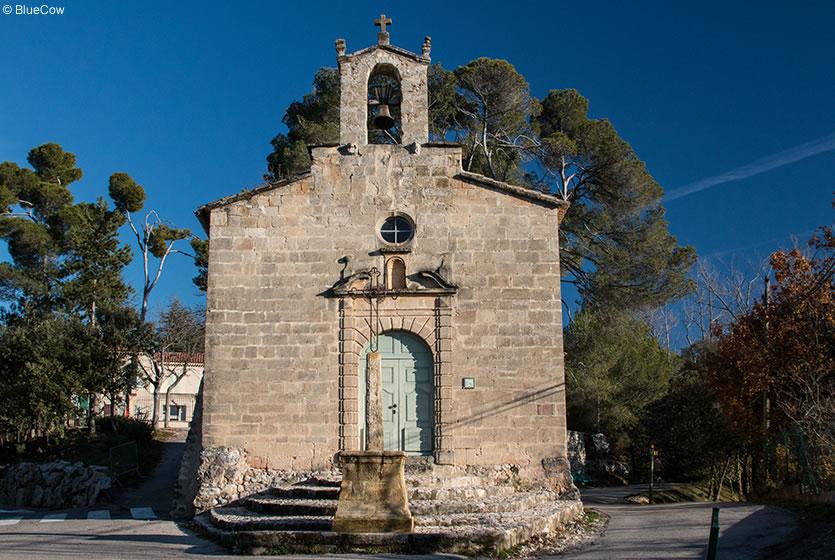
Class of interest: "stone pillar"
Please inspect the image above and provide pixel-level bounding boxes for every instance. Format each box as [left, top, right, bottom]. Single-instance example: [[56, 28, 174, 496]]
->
[[332, 451, 414, 533], [366, 351, 384, 451], [332, 350, 414, 533]]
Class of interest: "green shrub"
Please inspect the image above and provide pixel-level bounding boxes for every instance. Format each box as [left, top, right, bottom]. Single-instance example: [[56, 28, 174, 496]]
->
[[94, 416, 153, 442]]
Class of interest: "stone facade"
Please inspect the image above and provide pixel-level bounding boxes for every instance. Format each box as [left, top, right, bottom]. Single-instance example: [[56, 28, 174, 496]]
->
[[191, 33, 571, 509]]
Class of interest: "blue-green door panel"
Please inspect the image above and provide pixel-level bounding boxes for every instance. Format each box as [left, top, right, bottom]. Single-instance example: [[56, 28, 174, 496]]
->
[[382, 364, 398, 451], [359, 331, 434, 455]]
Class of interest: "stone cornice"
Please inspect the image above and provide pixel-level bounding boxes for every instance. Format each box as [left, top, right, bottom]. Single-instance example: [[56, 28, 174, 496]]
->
[[193, 173, 312, 233], [455, 171, 570, 214], [338, 43, 430, 65]]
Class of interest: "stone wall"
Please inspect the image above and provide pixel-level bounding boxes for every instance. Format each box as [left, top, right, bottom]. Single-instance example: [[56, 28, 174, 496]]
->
[[200, 143, 568, 484], [190, 447, 575, 514], [0, 461, 111, 508], [171, 379, 204, 519]]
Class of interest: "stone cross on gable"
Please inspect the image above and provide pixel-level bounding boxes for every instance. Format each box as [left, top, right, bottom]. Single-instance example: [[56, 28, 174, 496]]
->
[[374, 14, 392, 45]]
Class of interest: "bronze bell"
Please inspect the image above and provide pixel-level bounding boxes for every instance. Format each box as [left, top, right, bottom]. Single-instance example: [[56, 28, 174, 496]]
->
[[373, 104, 396, 130]]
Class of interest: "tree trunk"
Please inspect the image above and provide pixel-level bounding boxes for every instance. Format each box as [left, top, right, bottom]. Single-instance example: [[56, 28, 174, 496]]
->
[[88, 393, 97, 435], [151, 383, 161, 428], [164, 392, 170, 429], [164, 368, 189, 429], [714, 458, 730, 501]]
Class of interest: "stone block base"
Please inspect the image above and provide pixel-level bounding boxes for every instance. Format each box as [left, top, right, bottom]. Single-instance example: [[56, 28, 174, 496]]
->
[[332, 450, 414, 533]]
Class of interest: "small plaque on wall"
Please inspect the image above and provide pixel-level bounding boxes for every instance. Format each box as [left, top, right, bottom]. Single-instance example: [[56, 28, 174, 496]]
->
[[462, 377, 476, 390]]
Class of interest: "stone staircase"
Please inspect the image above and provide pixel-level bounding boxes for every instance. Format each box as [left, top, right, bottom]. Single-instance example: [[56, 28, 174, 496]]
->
[[192, 474, 582, 555]]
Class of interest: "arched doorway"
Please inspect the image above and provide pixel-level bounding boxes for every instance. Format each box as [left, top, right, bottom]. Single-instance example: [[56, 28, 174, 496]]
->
[[360, 331, 434, 455]]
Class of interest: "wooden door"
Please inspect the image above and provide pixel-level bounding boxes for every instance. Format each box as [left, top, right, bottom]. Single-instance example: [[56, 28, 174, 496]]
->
[[360, 331, 434, 455]]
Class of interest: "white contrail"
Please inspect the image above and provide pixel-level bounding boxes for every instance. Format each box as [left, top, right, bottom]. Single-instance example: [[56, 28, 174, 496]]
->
[[665, 131, 835, 202]]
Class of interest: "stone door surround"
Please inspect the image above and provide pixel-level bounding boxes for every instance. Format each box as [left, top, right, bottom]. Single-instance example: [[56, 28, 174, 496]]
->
[[338, 295, 454, 465]]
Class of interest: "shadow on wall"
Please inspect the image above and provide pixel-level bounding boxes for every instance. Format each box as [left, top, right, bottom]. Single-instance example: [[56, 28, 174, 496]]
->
[[170, 379, 204, 519], [449, 382, 564, 430]]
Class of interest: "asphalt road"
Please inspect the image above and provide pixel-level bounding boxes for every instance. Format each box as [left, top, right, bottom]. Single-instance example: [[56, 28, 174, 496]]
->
[[559, 485, 801, 560]]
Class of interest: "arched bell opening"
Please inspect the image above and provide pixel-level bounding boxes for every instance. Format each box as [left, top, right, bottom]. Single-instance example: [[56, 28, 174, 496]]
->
[[367, 63, 403, 144]]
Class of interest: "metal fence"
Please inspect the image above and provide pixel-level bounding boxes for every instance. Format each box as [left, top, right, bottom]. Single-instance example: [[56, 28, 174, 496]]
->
[[131, 395, 196, 425]]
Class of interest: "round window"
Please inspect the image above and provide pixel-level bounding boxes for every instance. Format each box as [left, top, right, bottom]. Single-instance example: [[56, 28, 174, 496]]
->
[[380, 215, 414, 244]]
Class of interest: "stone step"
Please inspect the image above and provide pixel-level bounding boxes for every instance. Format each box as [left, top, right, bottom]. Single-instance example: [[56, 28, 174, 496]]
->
[[404, 474, 484, 488], [195, 513, 504, 556], [209, 506, 332, 532], [304, 476, 341, 488], [268, 485, 340, 500], [193, 499, 584, 556], [245, 496, 338, 517], [408, 483, 515, 501], [415, 498, 579, 529], [410, 491, 550, 516]]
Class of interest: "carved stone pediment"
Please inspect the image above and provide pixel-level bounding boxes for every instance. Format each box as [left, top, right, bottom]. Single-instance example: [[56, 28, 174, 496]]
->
[[409, 270, 457, 291], [331, 269, 457, 297], [331, 270, 374, 293]]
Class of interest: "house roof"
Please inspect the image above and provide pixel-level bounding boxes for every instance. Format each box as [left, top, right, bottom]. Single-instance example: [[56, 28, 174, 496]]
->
[[152, 351, 205, 365], [194, 165, 569, 233]]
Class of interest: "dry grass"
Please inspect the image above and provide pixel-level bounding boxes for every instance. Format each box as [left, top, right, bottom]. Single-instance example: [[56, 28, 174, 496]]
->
[[625, 482, 742, 504]]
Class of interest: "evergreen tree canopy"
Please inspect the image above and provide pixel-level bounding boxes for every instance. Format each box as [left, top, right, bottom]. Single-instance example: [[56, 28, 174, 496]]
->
[[0, 143, 201, 437], [0, 144, 130, 314], [564, 307, 675, 445], [266, 68, 340, 180], [264, 60, 695, 310]]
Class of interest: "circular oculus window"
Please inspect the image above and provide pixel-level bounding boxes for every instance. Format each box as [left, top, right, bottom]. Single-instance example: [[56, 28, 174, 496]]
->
[[380, 215, 414, 244]]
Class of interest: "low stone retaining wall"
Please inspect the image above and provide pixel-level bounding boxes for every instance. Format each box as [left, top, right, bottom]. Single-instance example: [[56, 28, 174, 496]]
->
[[0, 461, 112, 508], [191, 446, 577, 514], [193, 446, 340, 513]]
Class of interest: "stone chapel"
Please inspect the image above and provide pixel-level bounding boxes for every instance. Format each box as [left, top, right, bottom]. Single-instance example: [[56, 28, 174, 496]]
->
[[187, 18, 573, 514]]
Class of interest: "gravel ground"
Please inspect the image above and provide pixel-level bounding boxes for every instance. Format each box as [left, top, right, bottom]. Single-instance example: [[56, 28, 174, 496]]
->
[[513, 509, 609, 557]]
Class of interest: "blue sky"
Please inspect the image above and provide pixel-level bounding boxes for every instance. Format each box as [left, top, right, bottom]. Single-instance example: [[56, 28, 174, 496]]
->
[[1, 1, 833, 320]]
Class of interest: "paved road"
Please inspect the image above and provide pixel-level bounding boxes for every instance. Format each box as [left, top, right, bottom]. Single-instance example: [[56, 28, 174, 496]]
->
[[0, 430, 235, 559], [0, 473, 800, 559], [0, 515, 228, 559], [0, 431, 454, 560], [559, 485, 800, 560], [0, 516, 456, 559], [111, 430, 188, 519]]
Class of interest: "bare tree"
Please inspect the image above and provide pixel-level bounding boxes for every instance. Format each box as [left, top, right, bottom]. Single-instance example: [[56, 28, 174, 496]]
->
[[681, 257, 770, 345], [638, 304, 678, 353], [108, 173, 198, 324], [123, 210, 193, 324], [136, 300, 205, 427]]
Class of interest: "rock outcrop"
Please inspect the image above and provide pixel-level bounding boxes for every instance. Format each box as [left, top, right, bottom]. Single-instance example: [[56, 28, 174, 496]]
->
[[567, 431, 629, 484]]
